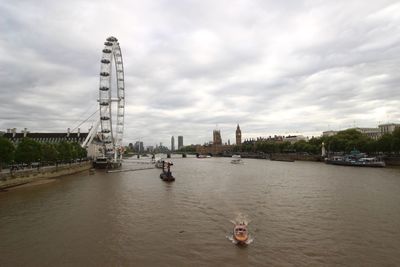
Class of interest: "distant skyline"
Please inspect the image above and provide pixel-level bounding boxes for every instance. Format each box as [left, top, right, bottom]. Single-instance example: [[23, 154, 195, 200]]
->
[[0, 0, 399, 146]]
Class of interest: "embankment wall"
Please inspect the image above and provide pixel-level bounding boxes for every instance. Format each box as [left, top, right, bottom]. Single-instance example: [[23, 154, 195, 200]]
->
[[0, 162, 92, 190], [385, 156, 400, 166]]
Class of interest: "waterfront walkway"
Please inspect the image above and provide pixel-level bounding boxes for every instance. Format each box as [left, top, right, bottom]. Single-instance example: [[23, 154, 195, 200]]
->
[[0, 161, 92, 190]]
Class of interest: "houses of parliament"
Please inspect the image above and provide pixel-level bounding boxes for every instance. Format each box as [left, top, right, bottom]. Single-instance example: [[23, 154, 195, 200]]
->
[[196, 124, 242, 155]]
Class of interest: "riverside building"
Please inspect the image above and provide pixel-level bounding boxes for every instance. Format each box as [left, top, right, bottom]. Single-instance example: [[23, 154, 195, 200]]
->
[[379, 123, 400, 135], [171, 136, 175, 151], [3, 128, 88, 145], [178, 136, 183, 150]]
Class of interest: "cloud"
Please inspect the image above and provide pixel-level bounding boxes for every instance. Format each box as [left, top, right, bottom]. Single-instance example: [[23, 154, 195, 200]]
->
[[0, 0, 399, 147]]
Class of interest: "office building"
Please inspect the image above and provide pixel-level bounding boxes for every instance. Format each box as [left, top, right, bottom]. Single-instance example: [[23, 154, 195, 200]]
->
[[178, 136, 183, 149], [171, 136, 175, 151]]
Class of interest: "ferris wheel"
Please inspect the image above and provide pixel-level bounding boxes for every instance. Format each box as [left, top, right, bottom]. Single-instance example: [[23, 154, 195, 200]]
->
[[98, 36, 125, 161]]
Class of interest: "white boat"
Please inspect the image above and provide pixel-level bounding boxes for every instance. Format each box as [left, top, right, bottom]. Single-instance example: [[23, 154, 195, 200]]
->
[[155, 158, 164, 168], [197, 154, 212, 158], [325, 150, 385, 168], [231, 155, 243, 164]]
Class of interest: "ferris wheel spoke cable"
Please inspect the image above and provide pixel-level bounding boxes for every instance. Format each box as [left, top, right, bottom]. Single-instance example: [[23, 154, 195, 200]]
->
[[68, 100, 98, 128], [70, 108, 99, 133]]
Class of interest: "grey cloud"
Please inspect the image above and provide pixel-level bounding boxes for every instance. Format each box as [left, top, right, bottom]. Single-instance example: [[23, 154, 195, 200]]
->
[[1, 0, 399, 147]]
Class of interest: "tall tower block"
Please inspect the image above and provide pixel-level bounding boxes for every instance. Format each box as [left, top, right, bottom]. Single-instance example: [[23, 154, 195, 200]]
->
[[178, 136, 183, 149], [171, 136, 175, 151]]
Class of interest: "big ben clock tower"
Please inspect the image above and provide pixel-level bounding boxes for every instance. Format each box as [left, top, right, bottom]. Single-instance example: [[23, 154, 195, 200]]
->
[[236, 124, 242, 145]]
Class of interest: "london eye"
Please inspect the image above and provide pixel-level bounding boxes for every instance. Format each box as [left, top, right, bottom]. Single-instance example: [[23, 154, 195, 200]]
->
[[98, 36, 125, 163]]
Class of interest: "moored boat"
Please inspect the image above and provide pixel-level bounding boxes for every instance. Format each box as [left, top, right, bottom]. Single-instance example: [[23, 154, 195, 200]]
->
[[325, 150, 385, 167], [93, 156, 121, 169]]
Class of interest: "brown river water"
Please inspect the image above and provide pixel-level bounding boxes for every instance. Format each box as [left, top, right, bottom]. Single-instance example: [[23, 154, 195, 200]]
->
[[1, 156, 400, 266]]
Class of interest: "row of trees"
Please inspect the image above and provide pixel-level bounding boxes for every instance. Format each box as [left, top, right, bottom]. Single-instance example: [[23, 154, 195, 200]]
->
[[0, 137, 87, 170], [322, 129, 400, 154], [177, 145, 197, 153], [232, 129, 400, 155]]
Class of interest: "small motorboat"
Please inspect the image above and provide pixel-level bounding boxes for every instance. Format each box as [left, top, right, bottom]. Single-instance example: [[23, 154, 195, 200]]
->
[[231, 155, 243, 164], [196, 154, 212, 158], [233, 222, 249, 244]]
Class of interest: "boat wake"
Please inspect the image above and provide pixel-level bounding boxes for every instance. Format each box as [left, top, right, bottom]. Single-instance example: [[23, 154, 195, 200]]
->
[[226, 234, 254, 245]]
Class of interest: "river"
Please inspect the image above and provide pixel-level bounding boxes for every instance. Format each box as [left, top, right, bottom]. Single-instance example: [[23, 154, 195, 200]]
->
[[1, 156, 399, 266]]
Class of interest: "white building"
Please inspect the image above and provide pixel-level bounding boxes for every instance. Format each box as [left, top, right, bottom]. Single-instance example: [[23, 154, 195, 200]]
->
[[322, 127, 381, 140], [284, 135, 306, 144], [379, 123, 400, 135], [353, 127, 381, 140], [322, 130, 338, 137]]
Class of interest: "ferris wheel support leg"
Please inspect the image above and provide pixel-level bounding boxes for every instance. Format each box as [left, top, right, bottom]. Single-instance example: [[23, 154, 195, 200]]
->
[[82, 119, 101, 148]]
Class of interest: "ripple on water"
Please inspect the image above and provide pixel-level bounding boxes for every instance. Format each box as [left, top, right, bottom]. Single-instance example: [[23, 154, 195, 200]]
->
[[0, 158, 400, 266]]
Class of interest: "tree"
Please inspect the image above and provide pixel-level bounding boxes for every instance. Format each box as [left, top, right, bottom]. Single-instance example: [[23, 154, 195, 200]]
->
[[70, 142, 87, 160], [56, 141, 72, 163], [0, 137, 15, 170], [377, 134, 394, 153], [178, 145, 196, 153], [232, 145, 241, 152], [308, 136, 323, 148], [363, 139, 377, 154], [241, 143, 254, 152], [293, 140, 318, 154], [392, 128, 400, 153], [41, 143, 58, 164], [14, 138, 42, 164], [324, 129, 371, 153]]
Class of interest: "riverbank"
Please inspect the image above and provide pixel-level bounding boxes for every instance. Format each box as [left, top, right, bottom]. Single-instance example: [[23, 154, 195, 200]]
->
[[221, 153, 400, 166], [385, 156, 400, 166], [221, 152, 322, 162], [0, 162, 92, 190]]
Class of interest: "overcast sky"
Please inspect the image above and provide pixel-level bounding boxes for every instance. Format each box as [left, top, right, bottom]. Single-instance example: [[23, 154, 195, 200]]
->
[[0, 0, 399, 147]]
